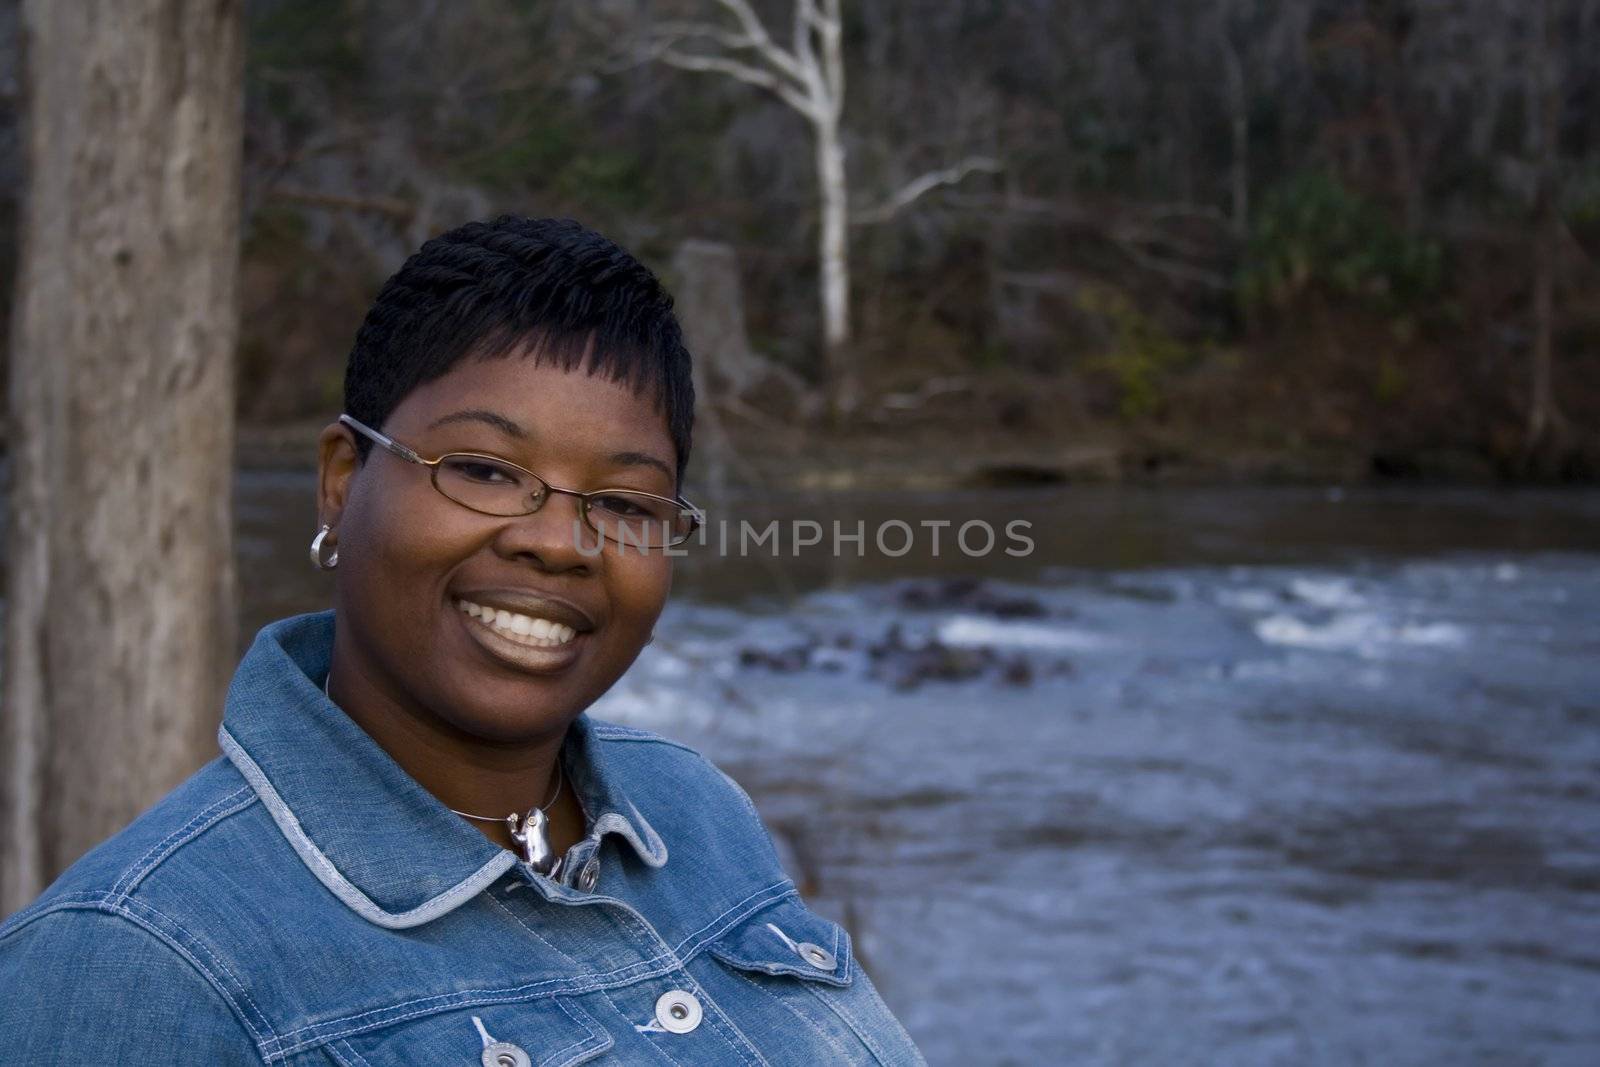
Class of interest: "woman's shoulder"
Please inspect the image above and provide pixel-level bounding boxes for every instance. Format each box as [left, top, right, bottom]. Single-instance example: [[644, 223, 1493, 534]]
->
[[582, 716, 765, 813], [583, 716, 704, 752], [2, 755, 263, 930], [0, 756, 271, 1060], [580, 715, 785, 864]]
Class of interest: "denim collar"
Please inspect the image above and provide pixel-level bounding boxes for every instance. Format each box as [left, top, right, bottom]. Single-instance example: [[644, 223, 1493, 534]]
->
[[218, 611, 667, 929]]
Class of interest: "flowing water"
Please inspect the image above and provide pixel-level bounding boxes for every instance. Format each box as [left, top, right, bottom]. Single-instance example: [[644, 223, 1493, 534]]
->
[[239, 477, 1600, 1065]]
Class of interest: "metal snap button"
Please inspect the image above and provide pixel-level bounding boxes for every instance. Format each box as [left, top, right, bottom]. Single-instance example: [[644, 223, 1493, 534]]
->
[[796, 942, 837, 970], [654, 989, 703, 1034], [481, 1041, 532, 1067], [578, 863, 599, 891]]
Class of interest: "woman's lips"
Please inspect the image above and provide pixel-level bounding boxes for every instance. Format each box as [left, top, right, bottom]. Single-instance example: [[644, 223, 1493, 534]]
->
[[456, 602, 585, 674], [454, 591, 595, 635], [456, 597, 580, 645]]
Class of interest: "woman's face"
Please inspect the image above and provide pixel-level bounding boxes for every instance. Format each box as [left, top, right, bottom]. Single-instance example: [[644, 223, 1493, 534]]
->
[[317, 355, 678, 743]]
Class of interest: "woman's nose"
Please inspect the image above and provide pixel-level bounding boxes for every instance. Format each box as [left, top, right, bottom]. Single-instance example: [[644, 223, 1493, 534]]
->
[[492, 490, 600, 569]]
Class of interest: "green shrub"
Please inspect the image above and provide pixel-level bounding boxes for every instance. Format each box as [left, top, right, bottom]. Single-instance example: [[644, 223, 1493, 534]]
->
[[1240, 172, 1444, 314], [1078, 286, 1198, 419]]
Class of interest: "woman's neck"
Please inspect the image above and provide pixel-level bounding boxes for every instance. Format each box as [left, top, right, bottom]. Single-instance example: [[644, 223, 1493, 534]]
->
[[323, 659, 587, 860]]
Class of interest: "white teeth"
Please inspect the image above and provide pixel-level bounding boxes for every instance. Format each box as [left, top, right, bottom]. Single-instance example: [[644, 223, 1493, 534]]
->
[[456, 599, 580, 648]]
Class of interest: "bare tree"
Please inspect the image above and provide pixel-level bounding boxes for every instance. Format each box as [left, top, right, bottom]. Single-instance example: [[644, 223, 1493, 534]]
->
[[2, 0, 242, 914], [632, 0, 997, 417], [1214, 0, 1250, 240], [1521, 0, 1569, 471]]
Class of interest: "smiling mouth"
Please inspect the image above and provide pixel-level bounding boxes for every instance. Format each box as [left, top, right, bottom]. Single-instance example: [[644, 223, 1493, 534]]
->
[[456, 598, 579, 648]]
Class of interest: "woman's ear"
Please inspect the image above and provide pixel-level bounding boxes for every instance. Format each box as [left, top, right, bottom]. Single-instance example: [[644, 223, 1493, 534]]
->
[[315, 421, 361, 529]]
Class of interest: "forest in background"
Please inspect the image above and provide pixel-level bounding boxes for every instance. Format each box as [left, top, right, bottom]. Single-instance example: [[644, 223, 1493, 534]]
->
[[2, 0, 1599, 485]]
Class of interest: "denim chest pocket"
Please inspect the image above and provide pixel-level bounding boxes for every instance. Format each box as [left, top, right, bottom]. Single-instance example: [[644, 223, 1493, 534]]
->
[[322, 997, 611, 1067], [698, 897, 925, 1066], [704, 896, 854, 987]]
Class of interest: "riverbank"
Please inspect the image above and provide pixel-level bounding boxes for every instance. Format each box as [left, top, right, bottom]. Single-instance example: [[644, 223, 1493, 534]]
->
[[234, 415, 1593, 491]]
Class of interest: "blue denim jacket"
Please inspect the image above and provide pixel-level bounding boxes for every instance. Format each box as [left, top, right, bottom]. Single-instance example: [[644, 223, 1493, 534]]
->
[[0, 612, 925, 1065]]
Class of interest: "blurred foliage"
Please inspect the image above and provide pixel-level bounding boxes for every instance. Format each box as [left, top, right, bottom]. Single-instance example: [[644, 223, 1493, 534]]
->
[[248, 0, 365, 137], [1564, 161, 1600, 228], [250, 0, 362, 80], [1239, 173, 1445, 315], [0, 0, 1579, 465], [1078, 286, 1200, 420]]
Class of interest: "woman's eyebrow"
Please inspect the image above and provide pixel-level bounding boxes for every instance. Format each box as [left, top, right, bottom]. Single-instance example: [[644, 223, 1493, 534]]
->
[[427, 409, 526, 438], [608, 450, 674, 479], [429, 409, 672, 479]]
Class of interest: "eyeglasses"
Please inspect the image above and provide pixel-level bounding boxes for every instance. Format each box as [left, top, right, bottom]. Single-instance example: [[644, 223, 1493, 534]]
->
[[338, 414, 703, 550]]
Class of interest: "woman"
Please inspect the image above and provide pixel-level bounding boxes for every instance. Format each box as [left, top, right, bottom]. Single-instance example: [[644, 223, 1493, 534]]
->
[[0, 217, 926, 1065]]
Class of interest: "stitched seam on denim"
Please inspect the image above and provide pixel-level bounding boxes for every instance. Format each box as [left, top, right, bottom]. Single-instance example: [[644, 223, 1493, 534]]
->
[[3, 895, 274, 1058], [726, 967, 859, 1063], [717, 766, 769, 837], [701, 904, 850, 986], [659, 969, 769, 1067], [0, 892, 273, 1043], [543, 998, 609, 1066], [267, 968, 669, 1060], [799, 979, 899, 1065], [671, 881, 797, 960], [109, 785, 257, 900], [264, 881, 793, 1057], [265, 951, 677, 1050], [851, 967, 924, 1063], [829, 921, 850, 983], [0, 894, 71, 939], [264, 952, 700, 1058], [0, 892, 144, 943], [601, 902, 675, 978], [707, 762, 789, 877], [585, 901, 767, 1067], [703, 946, 852, 987], [596, 987, 690, 1066], [586, 898, 725, 1058], [323, 1039, 365, 1067], [484, 893, 584, 967], [113, 894, 280, 1050], [588, 725, 701, 754], [590, 810, 667, 867], [222, 726, 513, 928], [109, 784, 251, 896]]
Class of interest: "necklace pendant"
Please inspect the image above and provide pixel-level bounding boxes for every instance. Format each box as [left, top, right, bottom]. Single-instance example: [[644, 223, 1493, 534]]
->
[[511, 806, 557, 874]]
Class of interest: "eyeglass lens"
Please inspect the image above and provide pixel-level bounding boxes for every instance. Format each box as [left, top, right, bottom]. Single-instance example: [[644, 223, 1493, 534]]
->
[[433, 455, 694, 548]]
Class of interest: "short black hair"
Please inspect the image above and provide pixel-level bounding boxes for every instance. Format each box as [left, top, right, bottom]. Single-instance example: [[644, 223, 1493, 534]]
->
[[343, 216, 695, 487]]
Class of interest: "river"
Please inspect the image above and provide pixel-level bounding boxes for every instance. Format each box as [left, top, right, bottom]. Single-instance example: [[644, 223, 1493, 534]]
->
[[239, 475, 1600, 1065]]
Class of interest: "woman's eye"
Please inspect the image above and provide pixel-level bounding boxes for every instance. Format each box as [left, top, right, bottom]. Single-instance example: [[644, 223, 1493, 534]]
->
[[591, 494, 653, 518], [446, 459, 519, 484]]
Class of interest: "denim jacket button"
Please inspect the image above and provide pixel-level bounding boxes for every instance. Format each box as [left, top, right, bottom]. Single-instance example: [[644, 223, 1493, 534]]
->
[[796, 942, 838, 971], [481, 1041, 532, 1067], [654, 990, 703, 1034], [578, 864, 598, 891]]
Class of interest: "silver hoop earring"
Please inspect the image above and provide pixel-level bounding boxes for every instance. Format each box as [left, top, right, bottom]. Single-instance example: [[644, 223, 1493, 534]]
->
[[309, 525, 339, 570]]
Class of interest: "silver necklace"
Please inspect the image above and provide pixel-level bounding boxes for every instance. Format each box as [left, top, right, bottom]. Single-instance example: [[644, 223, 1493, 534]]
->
[[323, 671, 564, 874], [448, 763, 563, 875]]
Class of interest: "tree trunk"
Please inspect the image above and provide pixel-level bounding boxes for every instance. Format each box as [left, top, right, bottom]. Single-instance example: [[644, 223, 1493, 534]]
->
[[815, 119, 852, 419], [2, 0, 242, 916], [1521, 0, 1564, 473], [1217, 11, 1249, 241]]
